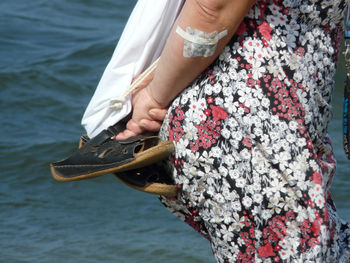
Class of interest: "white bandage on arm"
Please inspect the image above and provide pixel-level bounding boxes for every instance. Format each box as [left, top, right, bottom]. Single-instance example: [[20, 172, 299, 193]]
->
[[176, 26, 227, 57]]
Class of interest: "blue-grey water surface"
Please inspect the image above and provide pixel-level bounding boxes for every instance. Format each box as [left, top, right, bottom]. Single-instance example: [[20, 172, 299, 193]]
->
[[0, 1, 349, 262]]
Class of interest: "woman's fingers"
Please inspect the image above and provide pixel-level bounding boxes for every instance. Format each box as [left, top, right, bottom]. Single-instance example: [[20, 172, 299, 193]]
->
[[140, 119, 163, 132], [114, 119, 142, 140], [113, 94, 168, 141], [114, 117, 164, 140], [149, 108, 168, 121], [126, 119, 144, 134], [114, 129, 138, 140]]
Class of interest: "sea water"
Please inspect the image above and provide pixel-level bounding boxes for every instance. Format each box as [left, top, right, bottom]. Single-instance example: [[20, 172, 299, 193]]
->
[[0, 1, 349, 262]]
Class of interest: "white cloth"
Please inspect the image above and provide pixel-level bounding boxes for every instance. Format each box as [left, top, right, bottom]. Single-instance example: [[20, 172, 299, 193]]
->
[[82, 0, 184, 138]]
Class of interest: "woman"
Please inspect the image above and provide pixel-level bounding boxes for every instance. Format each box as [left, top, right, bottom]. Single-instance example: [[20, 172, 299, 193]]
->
[[116, 0, 350, 262]]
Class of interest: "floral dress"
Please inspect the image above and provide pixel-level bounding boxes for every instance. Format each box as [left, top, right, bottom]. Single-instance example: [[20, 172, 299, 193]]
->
[[159, 0, 350, 262]]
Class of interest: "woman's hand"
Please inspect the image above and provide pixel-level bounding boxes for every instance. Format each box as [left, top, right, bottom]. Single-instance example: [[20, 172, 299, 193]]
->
[[115, 0, 257, 140], [114, 84, 168, 140]]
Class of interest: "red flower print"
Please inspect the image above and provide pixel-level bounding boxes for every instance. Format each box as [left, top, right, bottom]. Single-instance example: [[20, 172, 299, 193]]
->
[[168, 111, 185, 142], [274, 245, 281, 251], [236, 22, 247, 36], [258, 243, 276, 258], [258, 0, 268, 17], [295, 47, 305, 57], [274, 256, 281, 262], [310, 220, 321, 236], [204, 109, 211, 116], [210, 105, 228, 121], [262, 39, 269, 47], [311, 171, 322, 185], [242, 136, 252, 148], [258, 21, 272, 41]]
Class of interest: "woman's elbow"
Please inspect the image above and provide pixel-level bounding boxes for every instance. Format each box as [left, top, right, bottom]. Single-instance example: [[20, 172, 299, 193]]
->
[[193, 0, 255, 28], [193, 0, 230, 23]]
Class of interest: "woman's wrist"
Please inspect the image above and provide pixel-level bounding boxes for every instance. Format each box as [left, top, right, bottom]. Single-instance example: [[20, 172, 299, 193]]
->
[[146, 81, 170, 108]]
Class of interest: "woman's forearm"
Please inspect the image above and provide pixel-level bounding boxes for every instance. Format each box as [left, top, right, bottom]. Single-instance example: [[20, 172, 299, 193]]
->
[[148, 0, 257, 107]]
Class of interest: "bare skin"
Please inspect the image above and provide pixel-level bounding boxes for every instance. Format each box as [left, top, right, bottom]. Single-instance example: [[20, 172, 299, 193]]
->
[[115, 0, 257, 140]]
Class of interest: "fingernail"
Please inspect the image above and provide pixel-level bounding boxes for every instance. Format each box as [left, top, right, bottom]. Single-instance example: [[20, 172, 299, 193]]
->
[[149, 109, 155, 117], [140, 120, 147, 128]]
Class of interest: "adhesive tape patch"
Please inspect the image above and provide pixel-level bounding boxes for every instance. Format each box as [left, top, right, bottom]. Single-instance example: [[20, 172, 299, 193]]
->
[[176, 26, 227, 57]]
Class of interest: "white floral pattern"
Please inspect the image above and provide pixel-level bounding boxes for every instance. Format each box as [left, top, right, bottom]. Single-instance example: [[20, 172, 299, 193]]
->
[[159, 0, 350, 262]]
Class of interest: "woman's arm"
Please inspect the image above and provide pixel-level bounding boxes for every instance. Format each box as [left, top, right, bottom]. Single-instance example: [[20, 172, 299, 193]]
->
[[149, 0, 257, 107], [116, 0, 257, 139]]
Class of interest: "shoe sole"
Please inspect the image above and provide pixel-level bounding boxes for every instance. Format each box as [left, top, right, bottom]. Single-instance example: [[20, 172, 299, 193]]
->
[[114, 174, 178, 197], [51, 140, 175, 182]]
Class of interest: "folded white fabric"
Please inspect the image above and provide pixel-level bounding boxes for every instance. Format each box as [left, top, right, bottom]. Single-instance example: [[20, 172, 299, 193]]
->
[[82, 0, 184, 138]]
